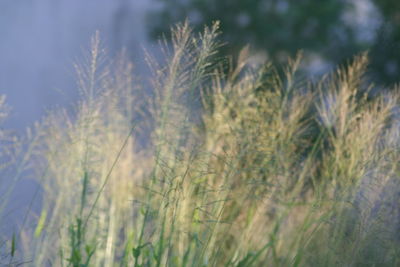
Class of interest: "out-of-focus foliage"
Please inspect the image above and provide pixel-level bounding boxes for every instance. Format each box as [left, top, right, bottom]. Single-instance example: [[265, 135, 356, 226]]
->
[[148, 0, 400, 84], [370, 0, 400, 84], [149, 0, 357, 63]]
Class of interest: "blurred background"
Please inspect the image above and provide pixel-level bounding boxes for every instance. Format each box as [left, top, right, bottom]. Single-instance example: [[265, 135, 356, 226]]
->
[[0, 0, 399, 234], [0, 0, 151, 131], [149, 0, 400, 84]]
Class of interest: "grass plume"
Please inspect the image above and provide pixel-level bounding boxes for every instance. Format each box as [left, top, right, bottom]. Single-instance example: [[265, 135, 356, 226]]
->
[[1, 21, 399, 266]]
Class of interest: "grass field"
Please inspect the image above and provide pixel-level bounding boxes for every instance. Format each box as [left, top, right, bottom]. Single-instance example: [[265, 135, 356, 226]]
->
[[1, 22, 400, 266]]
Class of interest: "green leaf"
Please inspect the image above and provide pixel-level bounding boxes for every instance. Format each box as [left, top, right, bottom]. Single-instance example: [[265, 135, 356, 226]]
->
[[236, 241, 272, 267], [132, 247, 141, 259], [11, 232, 16, 257], [34, 210, 47, 237]]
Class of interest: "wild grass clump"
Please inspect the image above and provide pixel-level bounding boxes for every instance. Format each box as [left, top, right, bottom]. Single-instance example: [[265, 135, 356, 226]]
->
[[14, 22, 400, 266]]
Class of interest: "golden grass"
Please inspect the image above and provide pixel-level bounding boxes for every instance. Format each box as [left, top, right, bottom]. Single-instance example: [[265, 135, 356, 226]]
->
[[2, 22, 399, 266]]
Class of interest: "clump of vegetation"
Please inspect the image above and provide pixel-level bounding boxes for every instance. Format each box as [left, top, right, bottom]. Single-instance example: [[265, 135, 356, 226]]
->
[[2, 22, 400, 266]]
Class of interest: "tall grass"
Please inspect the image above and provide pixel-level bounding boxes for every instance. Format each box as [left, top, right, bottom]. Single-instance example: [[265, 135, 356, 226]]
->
[[7, 22, 400, 266]]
